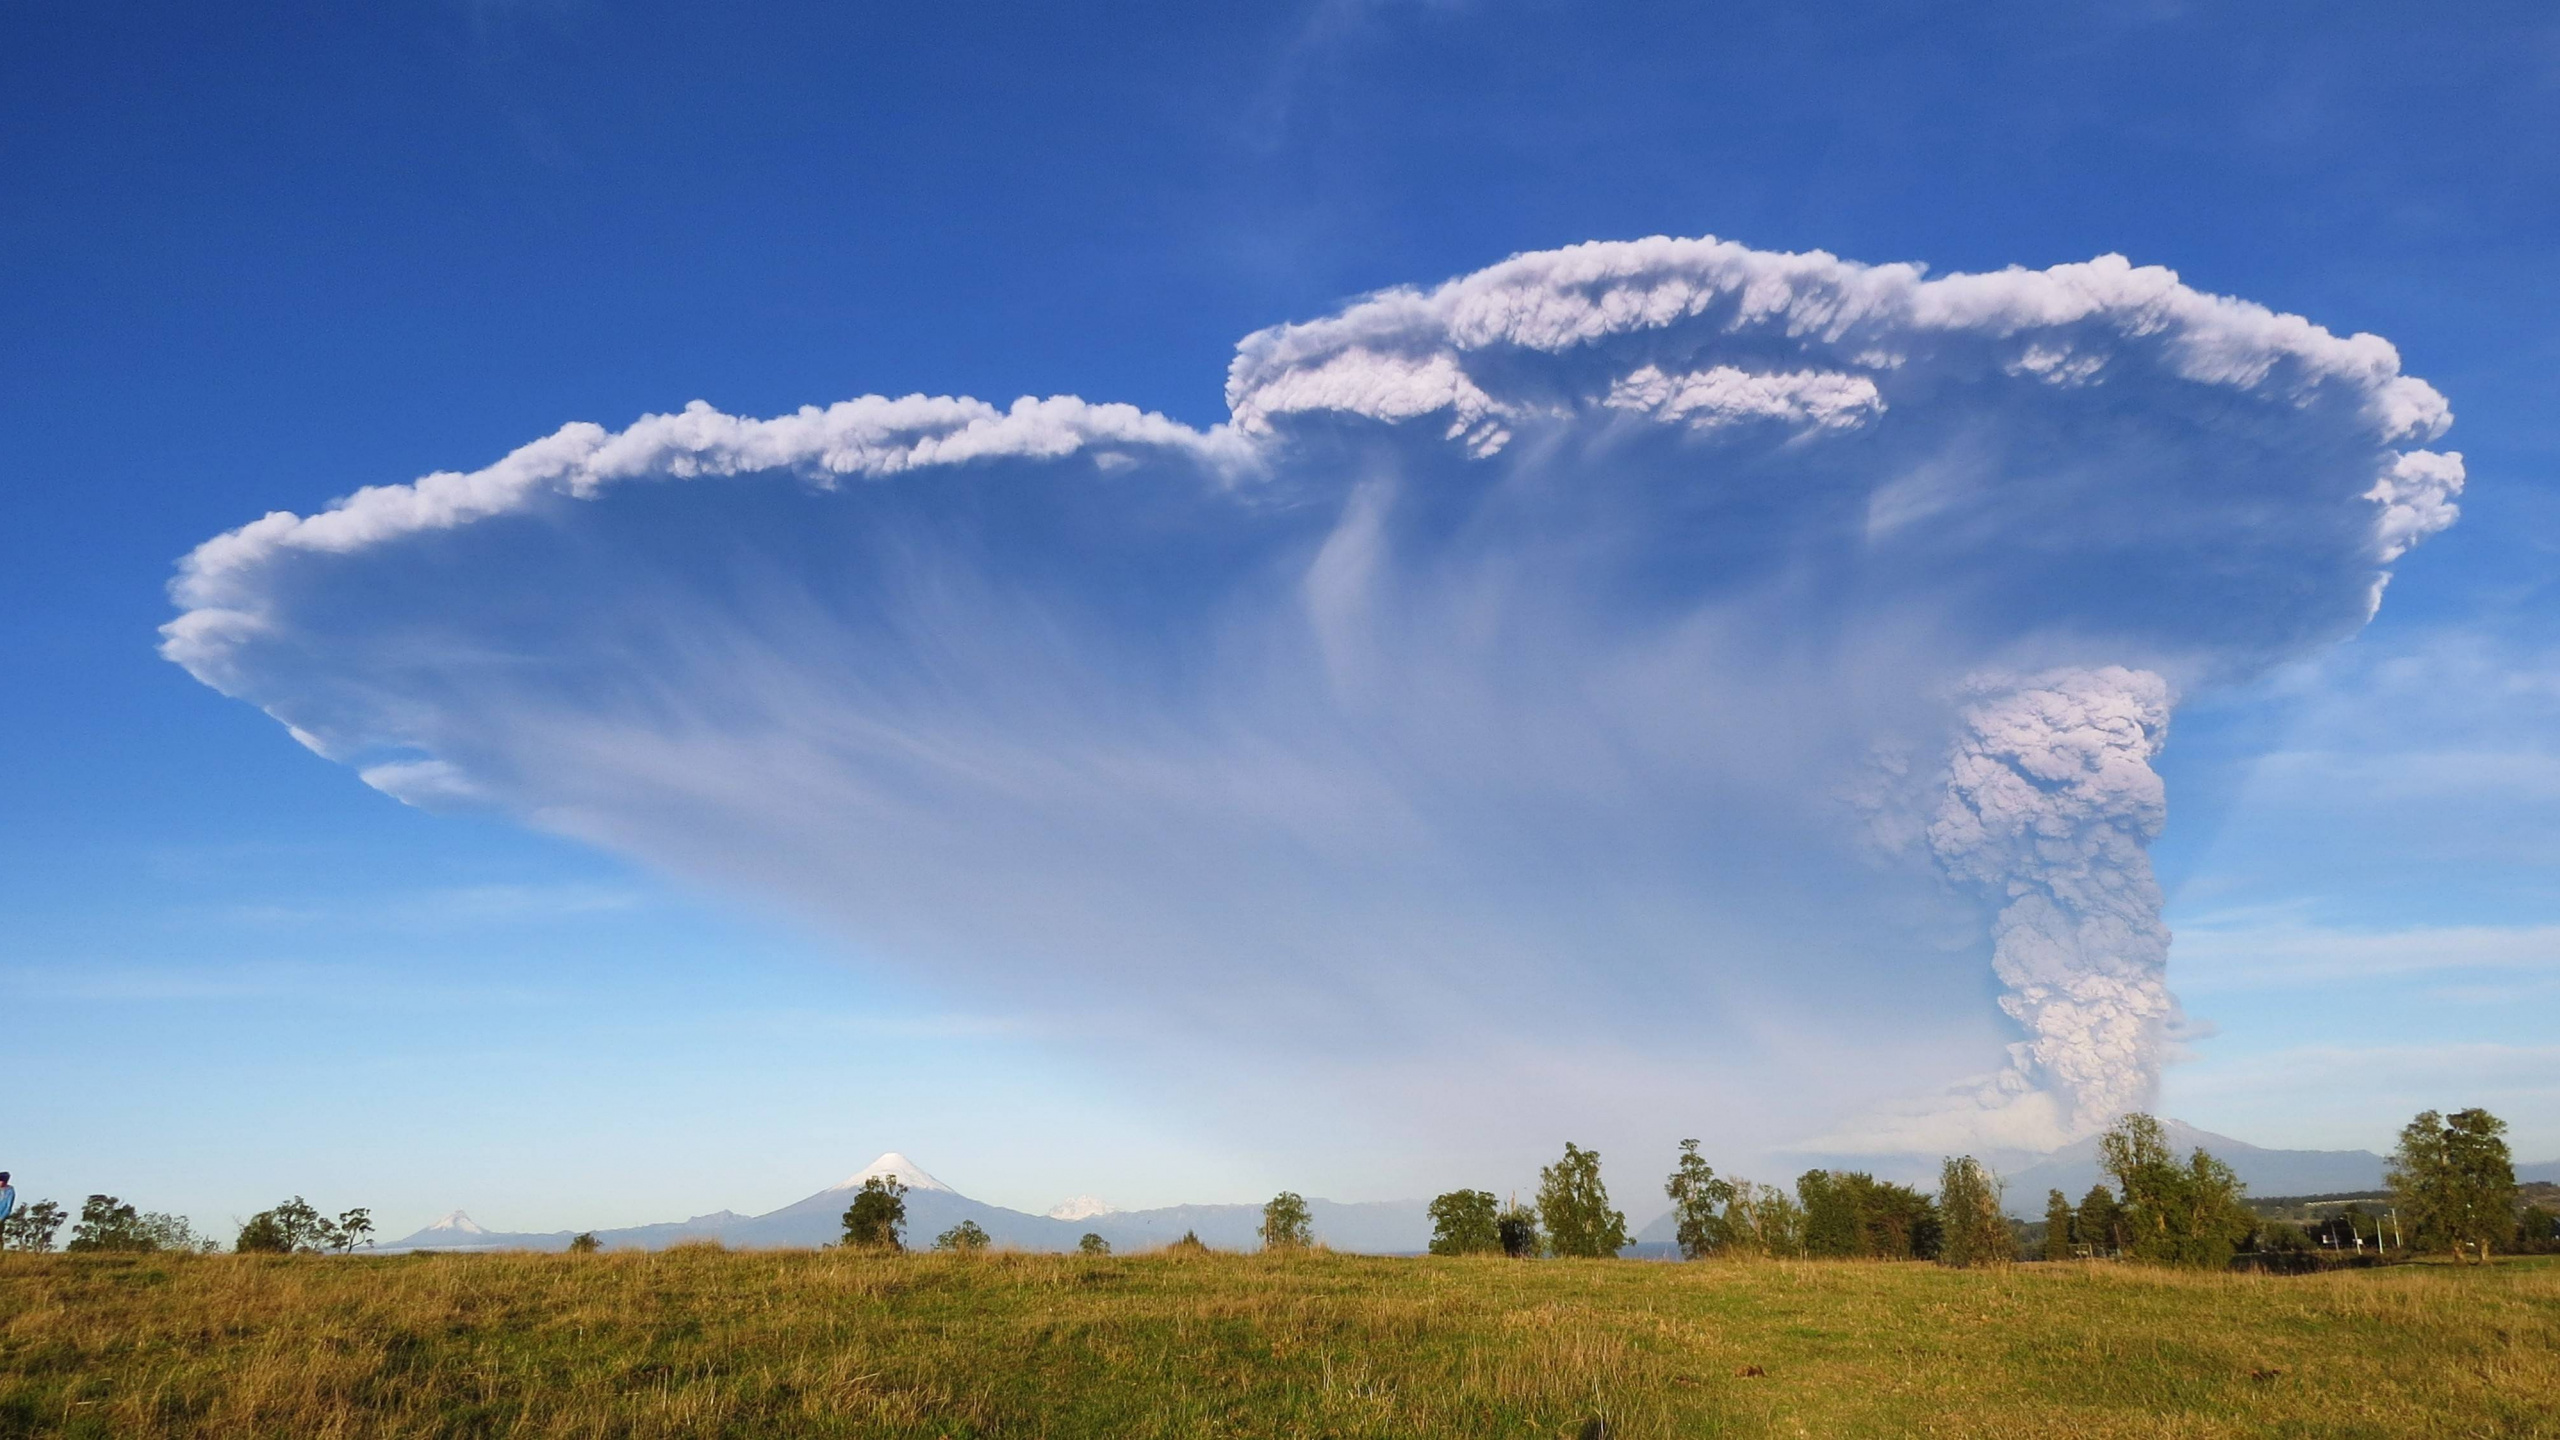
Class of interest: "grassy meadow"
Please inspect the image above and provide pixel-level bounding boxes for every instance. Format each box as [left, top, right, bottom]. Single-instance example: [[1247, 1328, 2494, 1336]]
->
[[2, 1247, 2554, 1438]]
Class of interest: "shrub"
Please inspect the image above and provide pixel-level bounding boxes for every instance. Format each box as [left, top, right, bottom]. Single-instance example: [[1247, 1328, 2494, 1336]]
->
[[934, 1220, 991, 1253]]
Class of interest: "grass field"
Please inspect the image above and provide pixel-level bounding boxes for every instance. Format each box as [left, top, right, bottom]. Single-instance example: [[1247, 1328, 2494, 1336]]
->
[[2, 1247, 2554, 1438]]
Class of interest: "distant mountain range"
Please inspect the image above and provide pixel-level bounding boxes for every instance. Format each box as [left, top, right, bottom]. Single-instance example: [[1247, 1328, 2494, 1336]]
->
[[1995, 1119, 2389, 1213], [382, 1152, 1438, 1255], [384, 1130, 2560, 1253]]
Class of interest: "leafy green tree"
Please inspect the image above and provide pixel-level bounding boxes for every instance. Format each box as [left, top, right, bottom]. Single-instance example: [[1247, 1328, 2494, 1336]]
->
[[1260, 1191, 1313, 1251], [1078, 1232, 1111, 1256], [1797, 1170, 1853, 1257], [568, 1232, 602, 1254], [1936, 1156, 2014, 1268], [839, 1175, 908, 1251], [235, 1197, 340, 1254], [1665, 1140, 1735, 1260], [2390, 1107, 2520, 1263], [1797, 1170, 1938, 1260], [333, 1208, 373, 1254], [1538, 1143, 1628, 1258], [2099, 1113, 2254, 1268], [934, 1219, 991, 1253], [2, 1199, 67, 1252], [67, 1195, 163, 1253], [1495, 1201, 1541, 1258], [2258, 1220, 2312, 1253], [2516, 1204, 2558, 1255], [1427, 1189, 1502, 1256], [2042, 1188, 2075, 1261], [2075, 1184, 2122, 1256]]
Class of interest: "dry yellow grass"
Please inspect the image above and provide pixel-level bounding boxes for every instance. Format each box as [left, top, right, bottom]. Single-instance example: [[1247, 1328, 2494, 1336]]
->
[[2, 1248, 2553, 1437]]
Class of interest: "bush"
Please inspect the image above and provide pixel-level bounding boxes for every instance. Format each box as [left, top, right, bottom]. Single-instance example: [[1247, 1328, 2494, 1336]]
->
[[934, 1220, 991, 1253], [1078, 1232, 1111, 1256], [569, 1232, 602, 1254], [1, 1198, 66, 1253]]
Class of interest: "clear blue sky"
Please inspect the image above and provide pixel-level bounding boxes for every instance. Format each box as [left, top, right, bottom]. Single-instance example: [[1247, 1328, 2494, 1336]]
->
[[6, 0, 2557, 1239]]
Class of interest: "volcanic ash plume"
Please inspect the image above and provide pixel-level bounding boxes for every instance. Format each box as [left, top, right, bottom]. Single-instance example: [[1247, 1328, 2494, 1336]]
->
[[1930, 668, 2175, 1138], [159, 236, 2463, 1156]]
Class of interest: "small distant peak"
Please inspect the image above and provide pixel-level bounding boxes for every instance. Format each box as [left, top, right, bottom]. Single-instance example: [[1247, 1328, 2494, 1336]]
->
[[426, 1210, 487, 1234], [1046, 1195, 1115, 1221], [835, 1151, 952, 1194]]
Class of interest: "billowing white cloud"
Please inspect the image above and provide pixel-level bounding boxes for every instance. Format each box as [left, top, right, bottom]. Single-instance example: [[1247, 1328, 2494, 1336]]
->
[[164, 236, 2458, 1158]]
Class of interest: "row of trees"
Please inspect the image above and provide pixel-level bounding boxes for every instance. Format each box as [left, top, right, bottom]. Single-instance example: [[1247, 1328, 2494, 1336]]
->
[[0, 1194, 371, 1255], [1417, 1108, 2539, 1270], [1422, 1139, 2016, 1266]]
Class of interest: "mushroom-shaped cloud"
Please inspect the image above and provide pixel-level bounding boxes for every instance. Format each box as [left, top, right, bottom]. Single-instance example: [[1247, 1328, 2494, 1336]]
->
[[166, 237, 2457, 1155]]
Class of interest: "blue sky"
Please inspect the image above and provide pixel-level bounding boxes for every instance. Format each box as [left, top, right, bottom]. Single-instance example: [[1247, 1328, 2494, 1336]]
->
[[6, 0, 2558, 1239]]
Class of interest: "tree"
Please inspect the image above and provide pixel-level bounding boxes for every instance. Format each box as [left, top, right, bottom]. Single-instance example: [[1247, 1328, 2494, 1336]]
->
[[1427, 1189, 1502, 1256], [2042, 1189, 2075, 1261], [839, 1175, 907, 1251], [568, 1232, 602, 1254], [1167, 1229, 1208, 1253], [1665, 1140, 1736, 1260], [136, 1212, 214, 1253], [2075, 1184, 2122, 1256], [1496, 1201, 1541, 1258], [66, 1195, 181, 1253], [934, 1219, 991, 1253], [1538, 1143, 1628, 1258], [1718, 1180, 1804, 1258], [1078, 1232, 1111, 1256], [2516, 1204, 2558, 1255], [2099, 1113, 2254, 1269], [235, 1197, 340, 1255], [2390, 1107, 2519, 1263], [1937, 1156, 2014, 1268], [1798, 1170, 1939, 1260], [1260, 1191, 1313, 1251], [334, 1208, 374, 1254], [2, 1199, 67, 1253]]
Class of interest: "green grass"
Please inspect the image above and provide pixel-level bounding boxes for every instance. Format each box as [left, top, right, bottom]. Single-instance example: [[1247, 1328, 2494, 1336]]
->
[[2, 1248, 2554, 1437]]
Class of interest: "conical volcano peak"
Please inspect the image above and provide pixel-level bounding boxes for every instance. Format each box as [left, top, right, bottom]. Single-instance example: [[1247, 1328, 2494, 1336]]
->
[[834, 1152, 952, 1194], [424, 1209, 487, 1234]]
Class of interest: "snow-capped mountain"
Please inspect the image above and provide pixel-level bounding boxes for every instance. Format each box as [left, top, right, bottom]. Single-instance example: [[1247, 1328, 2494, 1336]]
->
[[831, 1152, 951, 1193], [421, 1209, 488, 1236], [1046, 1195, 1115, 1221]]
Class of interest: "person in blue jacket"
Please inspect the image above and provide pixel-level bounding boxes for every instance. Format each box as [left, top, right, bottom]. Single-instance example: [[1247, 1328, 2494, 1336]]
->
[[0, 1172, 15, 1226]]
